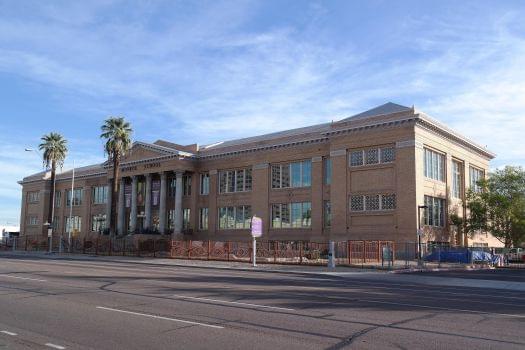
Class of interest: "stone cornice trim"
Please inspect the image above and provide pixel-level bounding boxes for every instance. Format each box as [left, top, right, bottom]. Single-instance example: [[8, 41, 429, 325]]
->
[[415, 118, 495, 159], [323, 117, 417, 137]]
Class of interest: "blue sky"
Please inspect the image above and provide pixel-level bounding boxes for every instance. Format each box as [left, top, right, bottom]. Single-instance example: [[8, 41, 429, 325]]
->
[[1, 0, 524, 226]]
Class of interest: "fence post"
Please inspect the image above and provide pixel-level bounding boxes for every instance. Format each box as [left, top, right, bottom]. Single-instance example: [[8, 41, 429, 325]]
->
[[299, 242, 303, 265], [153, 239, 156, 258], [188, 240, 192, 260], [109, 238, 112, 256], [82, 237, 86, 254], [207, 240, 211, 260], [137, 239, 141, 257], [123, 239, 126, 256], [25, 236, 28, 251], [274, 241, 277, 263], [227, 241, 231, 261]]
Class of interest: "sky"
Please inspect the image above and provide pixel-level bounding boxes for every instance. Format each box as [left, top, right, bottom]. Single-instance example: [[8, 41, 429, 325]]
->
[[0, 0, 524, 226]]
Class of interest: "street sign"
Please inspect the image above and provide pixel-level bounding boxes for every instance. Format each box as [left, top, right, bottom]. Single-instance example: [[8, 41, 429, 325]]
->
[[251, 216, 262, 238], [47, 228, 52, 238]]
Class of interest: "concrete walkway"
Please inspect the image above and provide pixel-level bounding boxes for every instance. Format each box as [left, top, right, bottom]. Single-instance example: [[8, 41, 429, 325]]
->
[[1, 251, 524, 291]]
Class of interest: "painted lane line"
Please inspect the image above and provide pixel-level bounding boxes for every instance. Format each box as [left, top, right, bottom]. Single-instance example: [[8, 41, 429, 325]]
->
[[0, 330, 17, 336], [171, 294, 295, 311], [96, 306, 224, 329], [0, 275, 47, 282], [45, 343, 65, 349], [360, 299, 525, 319]]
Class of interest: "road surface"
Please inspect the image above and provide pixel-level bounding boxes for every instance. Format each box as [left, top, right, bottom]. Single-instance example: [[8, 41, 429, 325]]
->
[[0, 256, 523, 349]]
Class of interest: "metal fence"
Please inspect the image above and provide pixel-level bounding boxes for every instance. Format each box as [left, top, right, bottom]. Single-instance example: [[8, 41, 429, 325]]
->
[[2, 236, 521, 268]]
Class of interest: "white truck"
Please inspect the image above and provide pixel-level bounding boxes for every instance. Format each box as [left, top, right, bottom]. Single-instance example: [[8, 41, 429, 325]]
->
[[508, 248, 525, 262]]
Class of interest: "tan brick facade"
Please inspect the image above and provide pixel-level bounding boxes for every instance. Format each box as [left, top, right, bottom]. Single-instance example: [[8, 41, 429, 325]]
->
[[18, 103, 498, 246]]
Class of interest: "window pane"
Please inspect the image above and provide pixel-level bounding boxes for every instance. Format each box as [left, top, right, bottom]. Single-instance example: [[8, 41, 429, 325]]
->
[[366, 149, 379, 164], [291, 203, 302, 227], [218, 207, 226, 229], [324, 158, 332, 185], [271, 165, 281, 189], [235, 206, 245, 229], [350, 196, 364, 211], [291, 162, 301, 187], [281, 203, 290, 228], [323, 201, 331, 227], [219, 172, 227, 193], [381, 194, 396, 210], [236, 170, 244, 192], [272, 204, 281, 228], [365, 195, 380, 210], [301, 160, 311, 187], [244, 206, 252, 229], [244, 169, 252, 191], [350, 150, 363, 166], [302, 202, 311, 227], [380, 147, 395, 163], [227, 171, 235, 193], [281, 164, 290, 188]]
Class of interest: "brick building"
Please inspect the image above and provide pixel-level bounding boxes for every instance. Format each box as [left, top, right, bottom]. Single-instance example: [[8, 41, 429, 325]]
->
[[18, 102, 499, 246]]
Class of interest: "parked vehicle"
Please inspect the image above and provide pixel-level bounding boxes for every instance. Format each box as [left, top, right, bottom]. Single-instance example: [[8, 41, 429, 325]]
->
[[508, 248, 525, 262]]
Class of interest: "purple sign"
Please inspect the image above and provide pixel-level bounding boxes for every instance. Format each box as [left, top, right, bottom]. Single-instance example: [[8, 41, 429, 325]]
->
[[251, 216, 262, 238]]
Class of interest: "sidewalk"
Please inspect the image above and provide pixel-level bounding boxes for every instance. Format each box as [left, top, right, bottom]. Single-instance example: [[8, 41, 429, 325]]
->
[[2, 251, 524, 291]]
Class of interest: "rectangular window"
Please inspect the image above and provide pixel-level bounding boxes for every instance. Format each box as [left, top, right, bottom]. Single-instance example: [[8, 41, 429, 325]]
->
[[324, 157, 332, 185], [54, 191, 62, 207], [183, 175, 192, 196], [271, 202, 311, 228], [366, 149, 379, 165], [424, 196, 445, 227], [91, 214, 107, 232], [137, 180, 145, 206], [469, 166, 484, 192], [271, 160, 311, 189], [65, 216, 82, 233], [365, 195, 380, 210], [350, 196, 364, 211], [199, 208, 208, 230], [182, 208, 191, 229], [218, 205, 251, 229], [424, 148, 445, 181], [351, 194, 396, 211], [169, 178, 176, 197], [381, 147, 395, 163], [168, 210, 175, 230], [27, 191, 40, 203], [350, 150, 364, 166], [200, 173, 210, 195], [53, 216, 59, 231], [66, 188, 83, 206], [27, 216, 38, 225], [92, 186, 108, 204], [350, 147, 396, 167], [219, 168, 252, 193], [323, 200, 331, 227], [452, 160, 462, 198]]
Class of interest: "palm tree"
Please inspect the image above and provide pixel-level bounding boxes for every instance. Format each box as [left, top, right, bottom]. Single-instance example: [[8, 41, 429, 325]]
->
[[101, 117, 133, 236], [39, 133, 68, 232]]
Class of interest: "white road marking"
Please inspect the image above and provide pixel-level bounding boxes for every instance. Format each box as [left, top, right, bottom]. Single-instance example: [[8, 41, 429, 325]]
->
[[360, 299, 525, 319], [0, 275, 47, 282], [96, 306, 224, 329], [171, 293, 295, 311], [45, 343, 65, 349], [0, 330, 17, 336]]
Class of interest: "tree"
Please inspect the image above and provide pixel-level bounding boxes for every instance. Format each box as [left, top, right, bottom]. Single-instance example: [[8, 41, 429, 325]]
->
[[465, 166, 525, 247], [38, 132, 68, 232], [100, 117, 133, 236]]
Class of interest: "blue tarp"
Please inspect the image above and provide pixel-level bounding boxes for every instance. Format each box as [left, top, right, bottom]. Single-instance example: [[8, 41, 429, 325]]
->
[[424, 249, 496, 263]]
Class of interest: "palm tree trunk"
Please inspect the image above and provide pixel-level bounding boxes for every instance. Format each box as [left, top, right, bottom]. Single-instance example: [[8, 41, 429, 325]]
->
[[110, 154, 120, 236], [48, 160, 56, 234]]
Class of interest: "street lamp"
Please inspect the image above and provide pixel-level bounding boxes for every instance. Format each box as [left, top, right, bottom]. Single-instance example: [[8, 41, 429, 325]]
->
[[26, 148, 55, 254], [417, 205, 429, 266]]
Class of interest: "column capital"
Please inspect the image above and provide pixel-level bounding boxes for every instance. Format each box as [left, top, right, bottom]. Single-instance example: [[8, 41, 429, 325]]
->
[[145, 173, 152, 179]]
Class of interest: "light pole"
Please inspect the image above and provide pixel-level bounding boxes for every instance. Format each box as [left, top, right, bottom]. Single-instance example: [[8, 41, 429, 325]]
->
[[26, 148, 55, 254], [417, 205, 428, 266], [68, 160, 75, 253]]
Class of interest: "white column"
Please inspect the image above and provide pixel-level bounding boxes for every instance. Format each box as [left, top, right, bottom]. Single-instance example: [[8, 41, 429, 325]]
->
[[130, 175, 138, 233], [144, 174, 152, 230], [117, 178, 125, 235], [159, 172, 167, 234], [173, 172, 183, 237]]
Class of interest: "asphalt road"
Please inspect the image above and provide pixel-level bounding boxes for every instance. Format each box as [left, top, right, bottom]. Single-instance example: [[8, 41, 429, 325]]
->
[[0, 256, 524, 349]]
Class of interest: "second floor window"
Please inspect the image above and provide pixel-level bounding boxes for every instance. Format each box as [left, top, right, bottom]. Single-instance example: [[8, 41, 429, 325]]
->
[[200, 173, 209, 195], [199, 208, 208, 230], [183, 208, 191, 229], [219, 168, 252, 193], [272, 160, 311, 189], [424, 148, 445, 181], [27, 191, 40, 203], [55, 191, 62, 207], [27, 216, 38, 225], [350, 194, 396, 211], [350, 146, 395, 167], [66, 188, 83, 206], [92, 186, 108, 204], [470, 166, 484, 192], [324, 158, 332, 185]]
